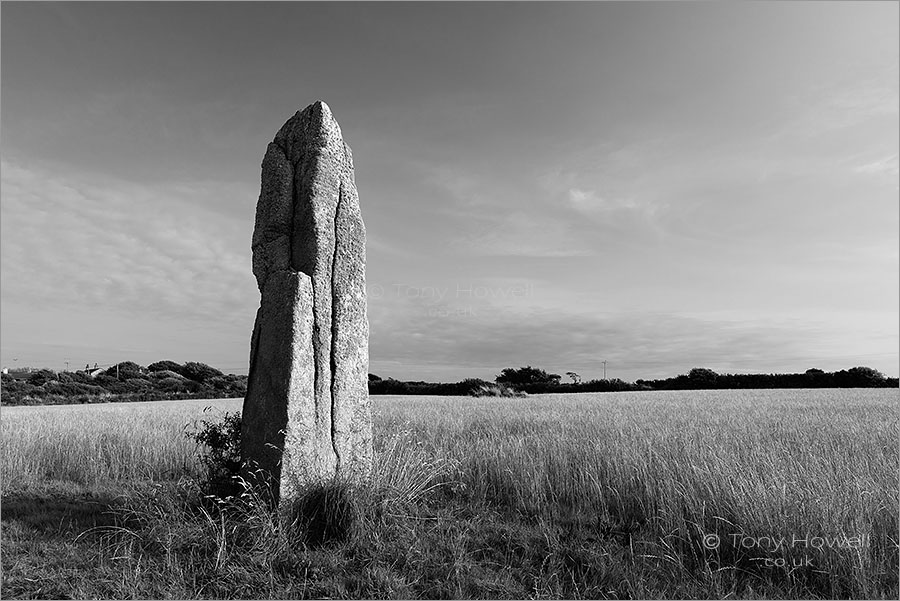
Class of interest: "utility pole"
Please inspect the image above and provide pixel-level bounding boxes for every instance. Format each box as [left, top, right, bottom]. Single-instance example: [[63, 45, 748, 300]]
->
[[602, 360, 607, 380], [65, 359, 70, 372]]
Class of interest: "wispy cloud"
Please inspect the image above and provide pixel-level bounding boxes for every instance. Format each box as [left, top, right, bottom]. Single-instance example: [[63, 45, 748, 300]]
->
[[854, 152, 900, 179], [567, 187, 641, 213], [422, 164, 597, 257], [0, 159, 258, 326], [537, 165, 670, 249], [773, 79, 898, 143], [367, 291, 854, 381], [449, 210, 596, 258]]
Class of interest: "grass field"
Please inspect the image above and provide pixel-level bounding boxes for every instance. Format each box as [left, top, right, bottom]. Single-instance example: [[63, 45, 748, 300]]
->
[[2, 389, 897, 599]]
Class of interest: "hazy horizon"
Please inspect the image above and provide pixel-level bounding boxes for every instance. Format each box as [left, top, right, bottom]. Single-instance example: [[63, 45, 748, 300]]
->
[[2, 2, 898, 382]]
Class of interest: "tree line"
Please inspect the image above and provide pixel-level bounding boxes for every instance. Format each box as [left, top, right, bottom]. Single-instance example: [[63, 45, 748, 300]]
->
[[635, 366, 898, 390], [368, 365, 898, 395], [2, 363, 895, 406], [1, 360, 248, 406]]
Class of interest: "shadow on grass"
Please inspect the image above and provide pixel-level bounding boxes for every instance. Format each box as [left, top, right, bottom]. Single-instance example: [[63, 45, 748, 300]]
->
[[285, 481, 360, 548], [1, 487, 121, 535]]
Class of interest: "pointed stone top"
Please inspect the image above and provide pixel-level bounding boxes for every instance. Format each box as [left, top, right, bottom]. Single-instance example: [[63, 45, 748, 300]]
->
[[273, 100, 343, 160], [300, 100, 333, 128], [310, 99, 331, 114]]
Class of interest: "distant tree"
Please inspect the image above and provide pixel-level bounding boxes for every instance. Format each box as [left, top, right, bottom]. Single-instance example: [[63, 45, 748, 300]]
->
[[496, 366, 561, 389], [803, 368, 827, 387], [27, 369, 57, 387], [687, 368, 719, 388], [227, 375, 248, 396], [123, 378, 152, 392], [834, 366, 887, 387], [157, 377, 188, 393], [846, 366, 885, 381], [207, 376, 230, 391], [149, 369, 185, 380], [148, 360, 182, 373], [67, 370, 92, 384], [180, 361, 224, 383], [104, 361, 144, 380], [368, 377, 410, 395], [368, 373, 382, 382], [566, 371, 582, 384]]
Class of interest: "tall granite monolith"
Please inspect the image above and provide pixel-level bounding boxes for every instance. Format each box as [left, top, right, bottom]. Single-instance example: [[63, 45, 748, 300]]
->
[[241, 101, 372, 504]]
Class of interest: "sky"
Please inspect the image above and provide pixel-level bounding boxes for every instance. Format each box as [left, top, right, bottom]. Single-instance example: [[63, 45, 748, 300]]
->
[[1, 2, 898, 382]]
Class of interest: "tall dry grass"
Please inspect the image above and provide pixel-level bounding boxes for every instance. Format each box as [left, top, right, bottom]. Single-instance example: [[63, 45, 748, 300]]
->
[[1, 398, 238, 487], [417, 390, 899, 597], [2, 389, 897, 598]]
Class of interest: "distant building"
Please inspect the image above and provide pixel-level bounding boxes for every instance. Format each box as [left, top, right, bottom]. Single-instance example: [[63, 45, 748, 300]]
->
[[2, 370, 33, 381]]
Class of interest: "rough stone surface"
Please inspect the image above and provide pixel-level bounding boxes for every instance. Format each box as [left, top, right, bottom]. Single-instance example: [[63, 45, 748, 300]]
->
[[242, 101, 371, 503]]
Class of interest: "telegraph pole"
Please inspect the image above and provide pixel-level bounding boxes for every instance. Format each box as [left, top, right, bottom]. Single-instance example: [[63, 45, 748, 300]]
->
[[64, 359, 70, 372], [602, 360, 607, 380]]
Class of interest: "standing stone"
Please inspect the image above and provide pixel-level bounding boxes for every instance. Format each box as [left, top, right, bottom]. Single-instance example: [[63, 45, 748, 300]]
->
[[241, 101, 372, 504]]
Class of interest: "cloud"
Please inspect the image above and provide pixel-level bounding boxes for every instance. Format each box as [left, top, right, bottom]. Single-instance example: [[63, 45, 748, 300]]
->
[[818, 82, 899, 127], [566, 187, 646, 214], [448, 210, 596, 258], [421, 163, 597, 257], [771, 79, 898, 144], [0, 158, 258, 326], [539, 164, 662, 216], [535, 166, 671, 252], [853, 152, 900, 178], [367, 289, 857, 381], [425, 165, 488, 210]]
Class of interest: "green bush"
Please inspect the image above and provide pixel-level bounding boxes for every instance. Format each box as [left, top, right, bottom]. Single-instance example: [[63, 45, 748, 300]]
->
[[147, 360, 182, 373], [45, 382, 106, 396], [149, 369, 184, 380], [93, 374, 120, 388], [187, 410, 243, 497], [68, 370, 94, 384], [1, 376, 38, 403], [227, 375, 248, 396], [124, 378, 153, 391], [157, 377, 187, 392], [27, 369, 57, 386], [104, 361, 144, 381], [180, 362, 224, 383], [207, 376, 229, 391], [495, 366, 561, 389]]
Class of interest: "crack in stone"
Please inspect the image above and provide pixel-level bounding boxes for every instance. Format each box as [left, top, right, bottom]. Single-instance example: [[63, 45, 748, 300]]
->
[[329, 181, 343, 474]]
